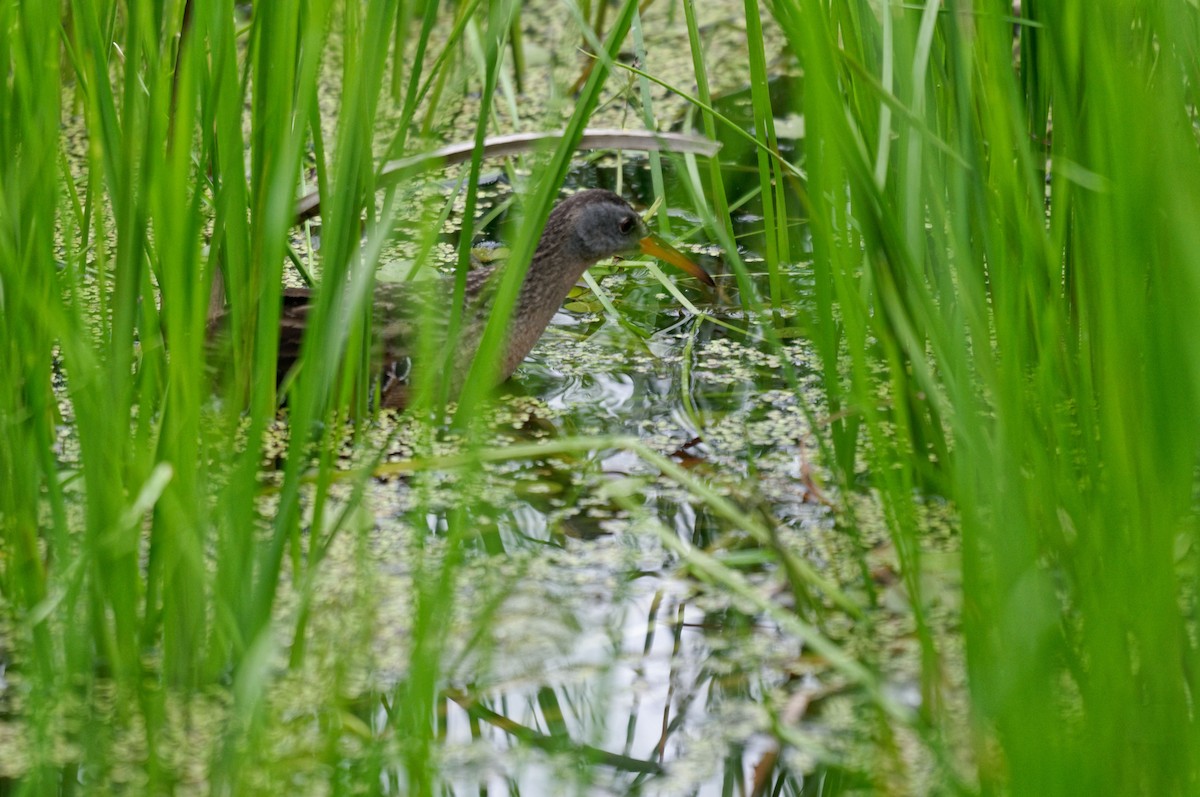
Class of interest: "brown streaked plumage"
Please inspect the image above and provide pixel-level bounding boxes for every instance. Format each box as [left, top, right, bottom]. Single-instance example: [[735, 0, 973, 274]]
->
[[220, 189, 712, 407]]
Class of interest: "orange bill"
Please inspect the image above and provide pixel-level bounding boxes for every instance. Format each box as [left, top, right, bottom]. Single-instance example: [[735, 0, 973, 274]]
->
[[639, 235, 715, 287]]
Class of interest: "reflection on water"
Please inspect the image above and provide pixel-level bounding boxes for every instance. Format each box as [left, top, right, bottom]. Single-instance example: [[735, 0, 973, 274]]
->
[[323, 261, 848, 794], [361, 539, 813, 795]]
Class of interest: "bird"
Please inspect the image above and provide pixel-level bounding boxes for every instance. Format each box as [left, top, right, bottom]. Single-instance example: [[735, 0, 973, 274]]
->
[[222, 189, 713, 408]]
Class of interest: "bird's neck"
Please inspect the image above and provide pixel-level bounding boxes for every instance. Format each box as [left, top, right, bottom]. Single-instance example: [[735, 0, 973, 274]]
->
[[498, 241, 593, 381]]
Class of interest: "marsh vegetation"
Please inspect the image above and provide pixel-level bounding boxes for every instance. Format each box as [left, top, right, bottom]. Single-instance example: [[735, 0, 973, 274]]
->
[[2, 0, 1199, 794]]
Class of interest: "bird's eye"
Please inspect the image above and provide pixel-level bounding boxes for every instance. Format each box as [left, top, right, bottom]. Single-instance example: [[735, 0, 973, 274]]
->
[[619, 215, 637, 234]]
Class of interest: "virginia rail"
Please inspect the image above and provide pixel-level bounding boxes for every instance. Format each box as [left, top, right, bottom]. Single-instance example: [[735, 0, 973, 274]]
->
[[256, 189, 712, 407]]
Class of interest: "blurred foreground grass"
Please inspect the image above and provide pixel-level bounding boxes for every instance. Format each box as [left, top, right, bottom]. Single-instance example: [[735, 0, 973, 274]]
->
[[1, 0, 1198, 793]]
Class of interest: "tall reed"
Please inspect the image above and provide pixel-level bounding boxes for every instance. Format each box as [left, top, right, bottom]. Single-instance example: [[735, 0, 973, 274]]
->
[[9, 0, 1196, 791], [770, 0, 1200, 790]]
